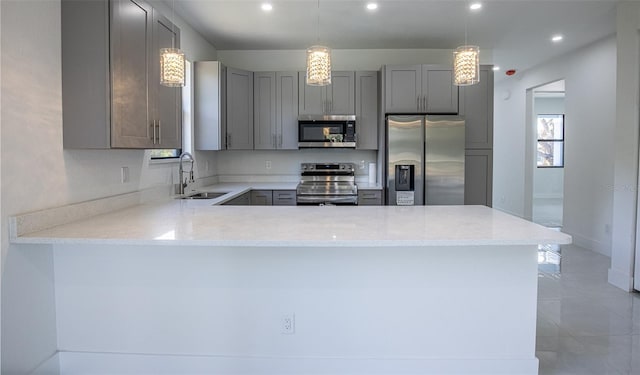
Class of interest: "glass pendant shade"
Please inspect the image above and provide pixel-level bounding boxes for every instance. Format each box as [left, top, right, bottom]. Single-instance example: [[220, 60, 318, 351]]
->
[[453, 45, 480, 86], [160, 48, 186, 87], [306, 45, 332, 86]]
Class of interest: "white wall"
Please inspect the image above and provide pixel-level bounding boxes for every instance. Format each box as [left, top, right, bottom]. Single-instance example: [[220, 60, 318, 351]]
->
[[612, 2, 640, 292], [493, 36, 616, 257], [533, 97, 565, 199], [0, 1, 217, 373]]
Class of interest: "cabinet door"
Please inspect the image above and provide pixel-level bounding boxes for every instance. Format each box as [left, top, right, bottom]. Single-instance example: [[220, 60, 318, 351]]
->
[[254, 72, 276, 150], [276, 72, 299, 150], [223, 192, 251, 206], [423, 65, 458, 114], [327, 71, 355, 114], [227, 67, 254, 150], [251, 190, 273, 205], [194, 61, 226, 150], [460, 68, 493, 149], [384, 65, 421, 113], [152, 11, 182, 149], [465, 149, 493, 206], [298, 71, 325, 115], [355, 71, 378, 150], [110, 0, 154, 148]]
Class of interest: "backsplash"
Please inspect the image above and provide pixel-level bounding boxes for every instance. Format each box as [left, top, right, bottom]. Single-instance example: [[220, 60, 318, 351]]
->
[[214, 149, 377, 177]]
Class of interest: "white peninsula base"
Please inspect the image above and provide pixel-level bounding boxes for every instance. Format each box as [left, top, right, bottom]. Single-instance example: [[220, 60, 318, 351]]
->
[[48, 243, 538, 374]]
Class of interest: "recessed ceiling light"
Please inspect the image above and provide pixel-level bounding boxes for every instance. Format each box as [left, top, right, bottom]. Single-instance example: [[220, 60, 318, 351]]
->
[[492, 66, 500, 71], [469, 2, 482, 11], [261, 3, 273, 11], [551, 34, 564, 43], [367, 3, 378, 10]]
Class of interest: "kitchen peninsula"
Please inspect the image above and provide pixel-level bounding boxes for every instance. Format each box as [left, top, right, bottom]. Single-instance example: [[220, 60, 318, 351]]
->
[[11, 199, 570, 375]]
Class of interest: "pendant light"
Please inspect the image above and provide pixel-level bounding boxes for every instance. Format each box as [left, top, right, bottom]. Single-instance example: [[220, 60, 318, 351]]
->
[[306, 0, 331, 86], [453, 7, 480, 86], [160, 0, 185, 87]]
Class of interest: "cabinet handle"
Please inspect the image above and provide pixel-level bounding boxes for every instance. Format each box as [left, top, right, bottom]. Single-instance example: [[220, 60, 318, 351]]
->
[[273, 134, 277, 148], [423, 96, 427, 112], [157, 120, 161, 145], [417, 96, 420, 111], [278, 133, 283, 148], [152, 121, 157, 144], [227, 134, 232, 148]]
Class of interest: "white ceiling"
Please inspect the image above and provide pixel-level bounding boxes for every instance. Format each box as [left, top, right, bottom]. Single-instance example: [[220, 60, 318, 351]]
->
[[171, 0, 619, 73]]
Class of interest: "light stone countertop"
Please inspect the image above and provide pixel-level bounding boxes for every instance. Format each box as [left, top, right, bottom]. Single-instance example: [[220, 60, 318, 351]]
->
[[13, 200, 572, 247]]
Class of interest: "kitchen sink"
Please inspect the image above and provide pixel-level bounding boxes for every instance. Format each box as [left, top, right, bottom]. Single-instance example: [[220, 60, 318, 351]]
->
[[177, 192, 228, 200]]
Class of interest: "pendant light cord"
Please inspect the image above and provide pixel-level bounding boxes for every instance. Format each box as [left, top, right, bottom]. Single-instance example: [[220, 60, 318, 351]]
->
[[317, 0, 320, 43]]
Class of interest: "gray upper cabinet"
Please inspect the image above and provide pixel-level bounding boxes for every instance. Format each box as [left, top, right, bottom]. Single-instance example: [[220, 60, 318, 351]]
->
[[151, 12, 182, 149], [62, 0, 181, 149], [194, 61, 227, 151], [384, 64, 458, 114], [227, 67, 254, 150], [298, 71, 355, 115], [254, 72, 299, 150], [459, 67, 494, 149], [355, 71, 379, 150], [276, 72, 299, 149], [422, 66, 458, 114], [254, 72, 277, 150]]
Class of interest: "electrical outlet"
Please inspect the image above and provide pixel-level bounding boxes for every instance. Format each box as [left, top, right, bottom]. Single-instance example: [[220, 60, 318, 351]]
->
[[205, 160, 210, 172], [281, 313, 295, 334], [121, 166, 129, 183], [266, 160, 272, 170]]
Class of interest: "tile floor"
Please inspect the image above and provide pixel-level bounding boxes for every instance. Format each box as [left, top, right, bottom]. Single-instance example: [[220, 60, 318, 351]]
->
[[537, 244, 640, 374]]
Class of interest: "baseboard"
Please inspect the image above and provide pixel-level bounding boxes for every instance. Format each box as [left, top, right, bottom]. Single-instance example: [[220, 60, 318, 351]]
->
[[56, 352, 539, 375], [561, 229, 611, 257], [608, 267, 634, 292]]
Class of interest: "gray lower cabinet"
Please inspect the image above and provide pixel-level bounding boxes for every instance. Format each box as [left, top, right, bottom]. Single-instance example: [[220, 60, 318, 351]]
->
[[254, 72, 299, 150], [460, 67, 494, 149], [223, 192, 251, 206], [358, 190, 383, 205], [62, 0, 181, 149], [384, 64, 458, 114], [227, 67, 254, 150], [355, 71, 379, 150], [465, 149, 493, 207], [273, 190, 297, 206], [250, 190, 273, 205], [299, 71, 355, 115]]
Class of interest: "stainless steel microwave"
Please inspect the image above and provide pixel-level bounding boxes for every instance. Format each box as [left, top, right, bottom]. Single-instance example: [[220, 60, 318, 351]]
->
[[298, 115, 356, 148]]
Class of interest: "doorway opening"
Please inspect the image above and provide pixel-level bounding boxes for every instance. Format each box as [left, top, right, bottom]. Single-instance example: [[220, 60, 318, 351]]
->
[[531, 80, 565, 228]]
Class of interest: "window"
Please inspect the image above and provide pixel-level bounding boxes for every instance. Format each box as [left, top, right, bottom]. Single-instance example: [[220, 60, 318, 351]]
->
[[537, 114, 564, 168], [150, 60, 192, 159]]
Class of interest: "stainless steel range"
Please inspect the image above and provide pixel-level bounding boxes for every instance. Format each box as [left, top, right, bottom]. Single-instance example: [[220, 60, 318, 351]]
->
[[296, 163, 358, 205]]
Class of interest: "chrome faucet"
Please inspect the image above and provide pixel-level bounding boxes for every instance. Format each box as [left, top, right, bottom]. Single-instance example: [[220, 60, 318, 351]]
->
[[178, 152, 195, 195]]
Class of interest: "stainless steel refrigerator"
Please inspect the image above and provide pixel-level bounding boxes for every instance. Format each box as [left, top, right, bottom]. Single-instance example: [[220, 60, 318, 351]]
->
[[385, 115, 465, 205]]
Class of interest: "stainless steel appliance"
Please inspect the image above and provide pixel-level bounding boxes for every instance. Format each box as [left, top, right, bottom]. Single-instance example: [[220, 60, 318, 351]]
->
[[296, 163, 358, 205], [298, 115, 356, 148], [386, 115, 465, 205]]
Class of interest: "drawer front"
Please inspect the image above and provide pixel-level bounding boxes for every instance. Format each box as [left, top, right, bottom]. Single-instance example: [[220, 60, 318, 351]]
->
[[273, 190, 297, 205], [358, 190, 383, 206]]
